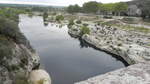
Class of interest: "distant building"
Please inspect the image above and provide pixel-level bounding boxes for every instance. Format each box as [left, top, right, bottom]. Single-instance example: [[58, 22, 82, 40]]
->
[[127, 5, 142, 16]]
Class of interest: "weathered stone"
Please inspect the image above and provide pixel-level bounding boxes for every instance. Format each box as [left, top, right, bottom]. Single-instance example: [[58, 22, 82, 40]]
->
[[68, 24, 150, 64], [76, 62, 150, 84], [29, 69, 51, 84]]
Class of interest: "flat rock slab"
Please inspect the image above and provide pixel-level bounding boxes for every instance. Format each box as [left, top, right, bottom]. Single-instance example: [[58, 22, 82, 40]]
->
[[76, 62, 150, 84]]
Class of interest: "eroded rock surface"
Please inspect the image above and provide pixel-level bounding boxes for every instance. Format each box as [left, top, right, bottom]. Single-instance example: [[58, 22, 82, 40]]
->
[[69, 24, 150, 64], [0, 35, 40, 84], [76, 62, 150, 84], [29, 69, 51, 84]]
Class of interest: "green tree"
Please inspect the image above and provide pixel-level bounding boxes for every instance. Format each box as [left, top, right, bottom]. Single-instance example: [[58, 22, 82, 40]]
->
[[67, 4, 81, 14], [100, 3, 116, 15], [80, 26, 90, 36], [133, 0, 150, 19], [114, 2, 128, 16], [55, 15, 64, 21], [83, 1, 99, 13], [43, 12, 48, 21]]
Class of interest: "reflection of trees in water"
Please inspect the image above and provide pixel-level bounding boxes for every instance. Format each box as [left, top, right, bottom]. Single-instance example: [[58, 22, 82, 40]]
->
[[78, 38, 89, 48], [68, 34, 89, 48], [44, 22, 49, 26]]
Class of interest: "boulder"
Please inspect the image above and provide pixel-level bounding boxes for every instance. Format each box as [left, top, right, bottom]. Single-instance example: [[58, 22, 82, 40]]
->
[[29, 69, 51, 84]]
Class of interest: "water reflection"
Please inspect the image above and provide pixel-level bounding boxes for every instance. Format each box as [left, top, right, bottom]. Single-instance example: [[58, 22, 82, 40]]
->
[[71, 36, 129, 66], [44, 22, 49, 26]]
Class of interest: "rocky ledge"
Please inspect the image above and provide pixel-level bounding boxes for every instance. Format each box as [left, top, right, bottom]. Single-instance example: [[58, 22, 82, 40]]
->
[[76, 62, 150, 84], [0, 35, 40, 84], [0, 16, 40, 84], [68, 22, 150, 84], [69, 24, 150, 64]]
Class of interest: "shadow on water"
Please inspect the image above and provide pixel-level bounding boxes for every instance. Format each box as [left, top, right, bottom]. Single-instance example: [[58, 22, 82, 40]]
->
[[69, 35, 129, 67]]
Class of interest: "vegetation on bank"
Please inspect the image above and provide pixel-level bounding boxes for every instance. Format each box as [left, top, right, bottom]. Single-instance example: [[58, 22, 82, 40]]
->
[[0, 8, 33, 84], [76, 20, 82, 24], [43, 12, 48, 21], [80, 26, 90, 36], [55, 15, 64, 22], [68, 19, 75, 28]]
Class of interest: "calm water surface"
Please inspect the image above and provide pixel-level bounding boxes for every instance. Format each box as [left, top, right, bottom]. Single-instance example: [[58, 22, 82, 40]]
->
[[19, 15, 128, 84]]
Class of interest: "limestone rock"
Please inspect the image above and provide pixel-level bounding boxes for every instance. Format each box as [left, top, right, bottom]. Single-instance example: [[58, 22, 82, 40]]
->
[[29, 69, 51, 84], [76, 62, 150, 84]]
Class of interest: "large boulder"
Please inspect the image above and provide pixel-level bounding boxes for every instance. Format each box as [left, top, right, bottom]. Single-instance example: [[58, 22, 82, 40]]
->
[[29, 69, 51, 84]]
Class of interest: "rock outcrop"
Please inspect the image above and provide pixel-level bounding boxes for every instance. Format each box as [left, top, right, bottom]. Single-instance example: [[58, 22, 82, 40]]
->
[[68, 24, 150, 64], [0, 16, 40, 84], [76, 62, 150, 84], [0, 35, 40, 84], [29, 69, 51, 84]]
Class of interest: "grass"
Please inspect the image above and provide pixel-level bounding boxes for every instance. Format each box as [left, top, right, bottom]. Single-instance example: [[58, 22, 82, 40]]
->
[[101, 21, 150, 33], [115, 24, 150, 33]]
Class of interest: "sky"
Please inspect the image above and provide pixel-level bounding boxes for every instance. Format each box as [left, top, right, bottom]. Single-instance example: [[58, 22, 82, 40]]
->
[[0, 0, 132, 6]]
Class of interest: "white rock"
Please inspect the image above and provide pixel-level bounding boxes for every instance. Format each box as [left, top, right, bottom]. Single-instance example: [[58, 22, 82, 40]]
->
[[29, 69, 51, 84]]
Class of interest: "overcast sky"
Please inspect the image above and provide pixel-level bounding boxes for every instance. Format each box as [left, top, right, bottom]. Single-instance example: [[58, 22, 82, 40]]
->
[[0, 0, 132, 6]]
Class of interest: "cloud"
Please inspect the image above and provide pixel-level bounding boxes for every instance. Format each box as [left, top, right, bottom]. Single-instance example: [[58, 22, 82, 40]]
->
[[0, 0, 132, 6]]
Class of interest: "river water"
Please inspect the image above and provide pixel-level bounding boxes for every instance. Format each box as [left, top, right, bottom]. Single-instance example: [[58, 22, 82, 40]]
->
[[19, 15, 128, 84]]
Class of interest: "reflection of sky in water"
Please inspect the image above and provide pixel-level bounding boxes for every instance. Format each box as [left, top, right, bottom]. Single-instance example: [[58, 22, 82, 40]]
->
[[19, 15, 127, 84]]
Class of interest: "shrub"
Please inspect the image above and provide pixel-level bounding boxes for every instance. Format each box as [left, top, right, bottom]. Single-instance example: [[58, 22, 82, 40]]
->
[[68, 19, 74, 28], [80, 26, 90, 36], [103, 15, 112, 19], [43, 12, 48, 21], [0, 35, 13, 61], [117, 43, 122, 46], [83, 23, 89, 26], [55, 15, 64, 21], [76, 20, 82, 24]]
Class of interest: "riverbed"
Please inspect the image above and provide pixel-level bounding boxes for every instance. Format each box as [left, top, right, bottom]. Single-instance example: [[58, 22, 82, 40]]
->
[[19, 15, 128, 84]]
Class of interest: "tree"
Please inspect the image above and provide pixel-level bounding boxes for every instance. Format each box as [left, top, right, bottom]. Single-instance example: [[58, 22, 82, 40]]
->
[[133, 0, 150, 19], [80, 26, 90, 36], [43, 12, 48, 21], [67, 4, 81, 14], [99, 3, 116, 15], [55, 15, 64, 21], [114, 2, 128, 16], [83, 1, 99, 13]]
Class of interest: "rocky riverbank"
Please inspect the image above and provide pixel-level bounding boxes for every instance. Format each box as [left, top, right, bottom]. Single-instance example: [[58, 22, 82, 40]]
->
[[0, 10, 51, 83], [68, 22, 150, 64], [0, 19, 41, 84], [76, 61, 150, 84]]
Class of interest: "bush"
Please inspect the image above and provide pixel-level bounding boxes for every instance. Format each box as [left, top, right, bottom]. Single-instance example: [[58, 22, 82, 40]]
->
[[43, 12, 48, 21], [76, 20, 82, 24], [80, 26, 90, 36], [103, 15, 112, 19], [68, 19, 74, 28], [83, 23, 89, 26], [0, 35, 13, 61], [55, 15, 64, 21], [0, 17, 19, 38]]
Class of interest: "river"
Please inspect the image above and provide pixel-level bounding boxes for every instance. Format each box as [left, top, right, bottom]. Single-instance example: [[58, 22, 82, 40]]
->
[[19, 15, 128, 84]]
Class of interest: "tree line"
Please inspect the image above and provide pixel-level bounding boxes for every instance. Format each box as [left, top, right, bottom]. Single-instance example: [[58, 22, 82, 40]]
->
[[67, 0, 150, 19], [67, 1, 128, 16]]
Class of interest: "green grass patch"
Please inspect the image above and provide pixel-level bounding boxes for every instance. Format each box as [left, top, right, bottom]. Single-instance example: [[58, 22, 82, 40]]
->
[[80, 26, 90, 36]]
